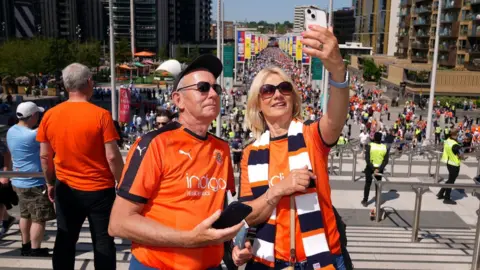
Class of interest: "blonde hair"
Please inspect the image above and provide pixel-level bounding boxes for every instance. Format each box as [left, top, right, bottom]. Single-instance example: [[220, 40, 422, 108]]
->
[[245, 67, 302, 140]]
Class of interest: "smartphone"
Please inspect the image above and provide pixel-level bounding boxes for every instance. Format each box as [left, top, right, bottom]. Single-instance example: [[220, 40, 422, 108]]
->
[[234, 223, 249, 249], [211, 201, 252, 229], [304, 7, 328, 30]]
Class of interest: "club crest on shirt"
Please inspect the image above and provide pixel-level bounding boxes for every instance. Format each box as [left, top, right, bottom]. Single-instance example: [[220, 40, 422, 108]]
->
[[213, 149, 223, 165]]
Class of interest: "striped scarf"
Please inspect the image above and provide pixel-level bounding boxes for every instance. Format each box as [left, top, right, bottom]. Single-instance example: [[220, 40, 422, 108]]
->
[[246, 120, 334, 270]]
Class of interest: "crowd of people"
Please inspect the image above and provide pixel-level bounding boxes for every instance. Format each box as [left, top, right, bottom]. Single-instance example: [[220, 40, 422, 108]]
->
[[0, 24, 479, 270]]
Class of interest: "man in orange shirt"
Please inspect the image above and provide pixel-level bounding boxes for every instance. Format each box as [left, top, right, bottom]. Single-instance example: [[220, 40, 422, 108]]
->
[[108, 55, 244, 270], [37, 63, 124, 269]]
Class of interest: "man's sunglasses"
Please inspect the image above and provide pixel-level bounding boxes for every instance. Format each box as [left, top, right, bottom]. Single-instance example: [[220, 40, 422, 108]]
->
[[176, 81, 222, 95], [259, 81, 294, 99]]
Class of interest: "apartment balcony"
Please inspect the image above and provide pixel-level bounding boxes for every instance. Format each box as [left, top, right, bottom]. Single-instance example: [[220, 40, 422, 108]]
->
[[470, 24, 480, 37], [395, 51, 409, 58], [400, 0, 413, 7], [411, 54, 429, 62], [414, 18, 431, 26], [465, 57, 480, 70], [396, 31, 410, 37], [397, 39, 410, 48], [442, 0, 462, 10], [398, 19, 411, 28], [439, 43, 457, 51], [440, 14, 459, 23], [411, 41, 429, 50], [415, 7, 432, 14], [136, 33, 156, 39], [414, 30, 431, 38], [438, 50, 457, 66], [439, 22, 460, 38], [113, 7, 129, 12], [398, 9, 410, 16]]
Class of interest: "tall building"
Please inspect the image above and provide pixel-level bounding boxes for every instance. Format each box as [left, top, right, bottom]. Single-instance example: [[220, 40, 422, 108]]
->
[[387, 0, 400, 55], [0, 0, 39, 40], [104, 0, 212, 54], [210, 21, 235, 40], [353, 0, 394, 54], [395, 0, 480, 70], [334, 8, 355, 44], [293, 5, 320, 32]]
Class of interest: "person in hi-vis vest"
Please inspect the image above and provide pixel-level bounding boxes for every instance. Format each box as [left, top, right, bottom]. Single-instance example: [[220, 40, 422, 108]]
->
[[435, 124, 442, 145], [362, 132, 390, 207], [437, 129, 462, 205]]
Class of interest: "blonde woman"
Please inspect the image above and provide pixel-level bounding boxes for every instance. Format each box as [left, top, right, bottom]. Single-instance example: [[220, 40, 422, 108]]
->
[[233, 25, 350, 269]]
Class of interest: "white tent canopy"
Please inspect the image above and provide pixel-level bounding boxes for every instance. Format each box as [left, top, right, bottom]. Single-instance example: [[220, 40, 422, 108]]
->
[[155, 60, 182, 77]]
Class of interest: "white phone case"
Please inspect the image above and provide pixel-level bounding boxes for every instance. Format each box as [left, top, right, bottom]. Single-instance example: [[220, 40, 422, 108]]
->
[[304, 7, 327, 30]]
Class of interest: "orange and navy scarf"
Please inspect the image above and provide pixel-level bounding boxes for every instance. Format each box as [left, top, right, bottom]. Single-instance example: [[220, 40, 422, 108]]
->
[[245, 119, 334, 270]]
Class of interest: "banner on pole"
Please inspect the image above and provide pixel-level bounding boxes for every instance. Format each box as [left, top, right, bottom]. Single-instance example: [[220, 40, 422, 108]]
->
[[255, 35, 259, 55], [312, 57, 323, 80], [119, 87, 131, 123], [292, 36, 296, 59], [296, 36, 303, 61], [237, 31, 245, 62], [245, 33, 251, 60], [251, 34, 255, 57], [223, 45, 234, 78]]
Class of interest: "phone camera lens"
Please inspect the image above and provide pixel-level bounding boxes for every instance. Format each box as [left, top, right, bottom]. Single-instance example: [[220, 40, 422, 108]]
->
[[312, 14, 316, 19], [307, 9, 311, 14]]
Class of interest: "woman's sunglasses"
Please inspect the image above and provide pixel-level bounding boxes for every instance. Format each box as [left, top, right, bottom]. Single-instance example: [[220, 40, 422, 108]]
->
[[176, 81, 222, 95], [259, 81, 294, 99]]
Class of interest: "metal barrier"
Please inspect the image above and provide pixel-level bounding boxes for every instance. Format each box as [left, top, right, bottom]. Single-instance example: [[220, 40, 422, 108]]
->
[[373, 176, 480, 270]]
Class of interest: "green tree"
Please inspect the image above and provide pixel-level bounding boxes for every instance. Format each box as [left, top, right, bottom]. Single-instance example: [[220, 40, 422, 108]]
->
[[362, 59, 381, 82], [115, 38, 132, 63], [75, 41, 101, 68], [44, 39, 75, 73], [0, 38, 50, 76], [157, 45, 168, 60]]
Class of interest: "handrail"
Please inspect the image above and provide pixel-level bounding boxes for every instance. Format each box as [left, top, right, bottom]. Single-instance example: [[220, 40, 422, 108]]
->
[[0, 172, 44, 178], [373, 176, 480, 270]]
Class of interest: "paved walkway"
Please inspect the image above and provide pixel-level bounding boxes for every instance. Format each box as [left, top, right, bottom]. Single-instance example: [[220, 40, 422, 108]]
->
[[1, 124, 480, 269]]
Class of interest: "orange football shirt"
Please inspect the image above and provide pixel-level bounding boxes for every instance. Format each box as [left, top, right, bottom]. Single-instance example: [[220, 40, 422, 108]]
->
[[36, 101, 119, 191], [118, 122, 235, 269], [239, 121, 341, 262]]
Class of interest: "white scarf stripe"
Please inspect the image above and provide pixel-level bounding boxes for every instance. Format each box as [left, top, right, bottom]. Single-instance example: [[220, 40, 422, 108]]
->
[[302, 233, 330, 257], [288, 151, 312, 171], [247, 164, 269, 183], [294, 193, 321, 215], [252, 238, 275, 263]]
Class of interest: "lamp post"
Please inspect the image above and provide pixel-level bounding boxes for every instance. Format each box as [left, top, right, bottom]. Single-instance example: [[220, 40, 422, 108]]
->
[[425, 0, 443, 143], [109, 0, 117, 121], [215, 0, 222, 137]]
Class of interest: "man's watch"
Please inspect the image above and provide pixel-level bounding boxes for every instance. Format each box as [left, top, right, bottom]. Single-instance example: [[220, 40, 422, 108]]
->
[[329, 71, 349, 89]]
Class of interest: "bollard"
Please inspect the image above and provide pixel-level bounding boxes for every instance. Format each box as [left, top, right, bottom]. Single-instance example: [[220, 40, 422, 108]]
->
[[455, 116, 458, 123], [375, 182, 382, 222], [329, 152, 335, 175], [388, 112, 391, 121], [419, 115, 422, 121], [408, 151, 413, 177], [390, 156, 396, 177], [471, 203, 480, 270], [477, 157, 480, 178], [435, 152, 442, 182], [477, 117, 479, 125], [428, 157, 433, 177], [351, 150, 357, 181], [411, 187, 423, 242], [339, 148, 344, 175]]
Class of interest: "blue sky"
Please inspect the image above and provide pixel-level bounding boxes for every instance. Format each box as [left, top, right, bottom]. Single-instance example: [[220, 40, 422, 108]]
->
[[212, 0, 353, 23]]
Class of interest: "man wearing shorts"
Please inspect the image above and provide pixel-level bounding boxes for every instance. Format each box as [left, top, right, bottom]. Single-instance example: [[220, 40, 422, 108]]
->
[[109, 54, 244, 269], [7, 102, 55, 256]]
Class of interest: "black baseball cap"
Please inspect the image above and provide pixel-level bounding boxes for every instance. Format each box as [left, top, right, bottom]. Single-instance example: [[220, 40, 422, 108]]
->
[[172, 54, 223, 91]]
